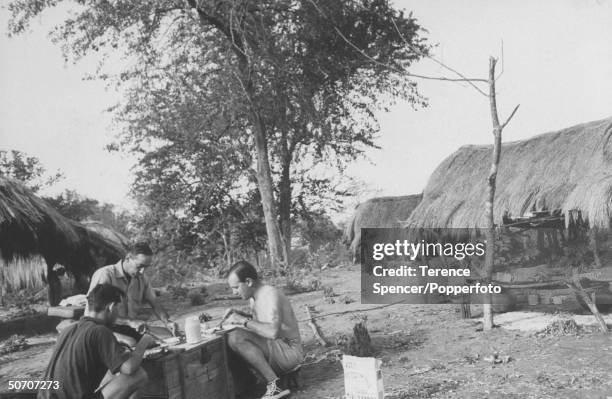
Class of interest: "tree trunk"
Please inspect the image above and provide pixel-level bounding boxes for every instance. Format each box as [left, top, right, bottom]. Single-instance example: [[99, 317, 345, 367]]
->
[[278, 147, 292, 266], [0, 272, 4, 307], [483, 57, 503, 331], [252, 114, 287, 271], [188, 2, 287, 272]]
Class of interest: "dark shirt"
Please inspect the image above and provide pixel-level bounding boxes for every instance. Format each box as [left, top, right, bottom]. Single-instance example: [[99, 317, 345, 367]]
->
[[38, 317, 129, 399]]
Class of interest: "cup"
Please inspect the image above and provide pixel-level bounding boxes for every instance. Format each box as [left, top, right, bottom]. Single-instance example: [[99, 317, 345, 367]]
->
[[185, 316, 202, 344]]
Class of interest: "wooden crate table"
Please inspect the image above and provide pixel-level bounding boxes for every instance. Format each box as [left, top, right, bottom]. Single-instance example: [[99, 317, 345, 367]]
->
[[142, 334, 235, 399]]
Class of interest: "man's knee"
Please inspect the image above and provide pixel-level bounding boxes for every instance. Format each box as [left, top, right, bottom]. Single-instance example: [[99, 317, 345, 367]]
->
[[227, 329, 248, 350], [101, 367, 148, 398], [134, 367, 148, 387]]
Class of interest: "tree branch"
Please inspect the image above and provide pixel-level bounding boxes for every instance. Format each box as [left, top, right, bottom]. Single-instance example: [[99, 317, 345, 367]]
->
[[390, 17, 489, 97], [501, 104, 520, 129], [305, 0, 489, 96]]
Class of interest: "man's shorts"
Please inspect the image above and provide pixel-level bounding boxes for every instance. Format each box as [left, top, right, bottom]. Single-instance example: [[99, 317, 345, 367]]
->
[[266, 338, 304, 374]]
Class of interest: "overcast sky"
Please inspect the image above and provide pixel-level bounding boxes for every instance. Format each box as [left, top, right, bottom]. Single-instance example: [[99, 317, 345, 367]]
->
[[1, 0, 611, 214]]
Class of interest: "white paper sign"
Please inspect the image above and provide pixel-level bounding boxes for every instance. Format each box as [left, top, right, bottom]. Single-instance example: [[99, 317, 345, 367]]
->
[[342, 355, 384, 399]]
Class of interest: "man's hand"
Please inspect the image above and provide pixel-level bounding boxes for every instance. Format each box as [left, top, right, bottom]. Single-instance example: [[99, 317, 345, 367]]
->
[[136, 322, 150, 335], [138, 333, 156, 349], [225, 313, 248, 327], [168, 321, 180, 337]]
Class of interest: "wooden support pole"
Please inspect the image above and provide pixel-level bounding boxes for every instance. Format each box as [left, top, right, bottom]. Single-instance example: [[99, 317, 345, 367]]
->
[[461, 294, 471, 319], [590, 228, 603, 268], [567, 278, 608, 333]]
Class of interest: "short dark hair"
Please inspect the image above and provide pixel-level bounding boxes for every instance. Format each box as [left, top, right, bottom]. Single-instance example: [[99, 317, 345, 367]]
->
[[228, 260, 258, 282], [87, 284, 124, 312], [129, 241, 153, 256]]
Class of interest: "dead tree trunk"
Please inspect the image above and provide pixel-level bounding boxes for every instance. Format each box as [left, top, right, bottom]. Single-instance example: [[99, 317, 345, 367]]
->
[[483, 57, 519, 331]]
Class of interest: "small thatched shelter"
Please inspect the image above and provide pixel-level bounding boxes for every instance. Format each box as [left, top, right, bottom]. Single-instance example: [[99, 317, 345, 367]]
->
[[407, 117, 612, 231], [344, 194, 423, 262], [0, 178, 127, 304]]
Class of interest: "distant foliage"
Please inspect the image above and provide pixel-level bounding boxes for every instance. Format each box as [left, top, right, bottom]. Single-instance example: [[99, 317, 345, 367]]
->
[[44, 190, 132, 235], [0, 150, 62, 192]]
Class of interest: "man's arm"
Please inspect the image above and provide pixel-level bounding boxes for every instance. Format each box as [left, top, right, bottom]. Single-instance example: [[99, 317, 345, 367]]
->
[[144, 283, 170, 323], [119, 334, 155, 375], [143, 283, 178, 334], [227, 291, 282, 339]]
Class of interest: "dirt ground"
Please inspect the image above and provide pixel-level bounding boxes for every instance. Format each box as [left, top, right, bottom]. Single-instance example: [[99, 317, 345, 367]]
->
[[2, 264, 612, 398]]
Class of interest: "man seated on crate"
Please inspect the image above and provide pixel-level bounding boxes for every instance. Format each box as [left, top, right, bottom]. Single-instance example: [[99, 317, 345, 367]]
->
[[87, 241, 177, 345], [39, 284, 155, 399], [223, 260, 304, 399]]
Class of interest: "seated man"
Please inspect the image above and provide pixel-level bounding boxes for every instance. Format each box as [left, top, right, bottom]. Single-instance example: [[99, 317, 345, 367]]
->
[[224, 260, 304, 399], [38, 284, 155, 399], [88, 241, 177, 344]]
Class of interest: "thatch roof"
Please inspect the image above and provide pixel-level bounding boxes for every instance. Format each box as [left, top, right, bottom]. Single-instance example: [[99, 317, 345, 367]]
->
[[80, 220, 128, 262], [344, 194, 423, 259], [0, 177, 81, 266], [407, 117, 612, 231], [0, 178, 128, 292]]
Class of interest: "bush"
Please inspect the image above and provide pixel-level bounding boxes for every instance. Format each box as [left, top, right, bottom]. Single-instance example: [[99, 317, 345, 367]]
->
[[188, 292, 205, 306]]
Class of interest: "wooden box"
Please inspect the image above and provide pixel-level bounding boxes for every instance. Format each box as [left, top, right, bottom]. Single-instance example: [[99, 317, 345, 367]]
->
[[143, 335, 234, 399], [142, 351, 183, 399]]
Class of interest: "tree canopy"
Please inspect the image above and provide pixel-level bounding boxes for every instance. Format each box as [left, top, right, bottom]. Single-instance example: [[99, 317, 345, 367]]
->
[[8, 0, 430, 269]]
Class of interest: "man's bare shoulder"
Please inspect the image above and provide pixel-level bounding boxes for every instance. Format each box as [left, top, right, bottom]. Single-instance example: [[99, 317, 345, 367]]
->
[[256, 284, 286, 302]]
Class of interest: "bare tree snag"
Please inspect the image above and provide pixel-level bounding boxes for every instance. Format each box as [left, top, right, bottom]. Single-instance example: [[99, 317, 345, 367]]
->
[[483, 57, 520, 331], [304, 305, 331, 347]]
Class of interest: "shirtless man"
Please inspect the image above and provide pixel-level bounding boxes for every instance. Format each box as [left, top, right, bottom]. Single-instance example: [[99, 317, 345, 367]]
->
[[224, 260, 303, 399]]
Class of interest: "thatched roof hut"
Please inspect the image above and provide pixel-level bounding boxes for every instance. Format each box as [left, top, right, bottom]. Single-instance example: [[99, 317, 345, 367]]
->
[[406, 117, 612, 232], [0, 178, 127, 302], [344, 194, 423, 261]]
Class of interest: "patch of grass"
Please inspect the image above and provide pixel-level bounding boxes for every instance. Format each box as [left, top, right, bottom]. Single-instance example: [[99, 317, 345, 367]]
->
[[284, 277, 323, 294], [166, 285, 188, 300], [538, 319, 580, 336]]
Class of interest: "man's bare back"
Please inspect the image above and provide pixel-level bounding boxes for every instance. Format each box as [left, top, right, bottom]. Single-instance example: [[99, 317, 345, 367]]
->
[[250, 285, 301, 342]]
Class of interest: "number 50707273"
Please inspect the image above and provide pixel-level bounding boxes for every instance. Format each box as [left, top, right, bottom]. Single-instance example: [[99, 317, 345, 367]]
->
[[8, 381, 59, 390]]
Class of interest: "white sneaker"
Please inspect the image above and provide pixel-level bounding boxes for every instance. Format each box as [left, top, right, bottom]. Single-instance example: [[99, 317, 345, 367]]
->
[[260, 379, 290, 399]]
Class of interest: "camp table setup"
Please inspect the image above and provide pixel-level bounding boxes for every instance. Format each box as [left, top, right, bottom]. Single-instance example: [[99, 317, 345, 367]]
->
[[141, 327, 235, 399]]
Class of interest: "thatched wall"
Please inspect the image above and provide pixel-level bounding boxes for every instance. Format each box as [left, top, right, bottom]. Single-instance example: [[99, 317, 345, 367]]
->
[[0, 256, 46, 292], [407, 117, 612, 231], [344, 194, 423, 261]]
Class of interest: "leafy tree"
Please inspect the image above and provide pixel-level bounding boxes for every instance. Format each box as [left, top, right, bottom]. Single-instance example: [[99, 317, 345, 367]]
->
[[8, 0, 430, 270], [0, 150, 62, 192], [44, 190, 132, 235]]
